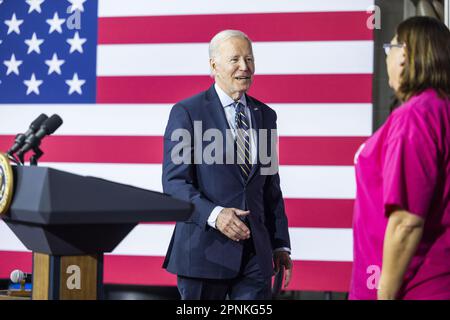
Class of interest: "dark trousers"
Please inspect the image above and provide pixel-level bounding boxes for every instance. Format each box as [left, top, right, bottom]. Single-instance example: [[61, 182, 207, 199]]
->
[[177, 239, 272, 300]]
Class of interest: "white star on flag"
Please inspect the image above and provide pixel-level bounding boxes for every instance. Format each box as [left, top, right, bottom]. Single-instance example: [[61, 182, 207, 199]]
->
[[45, 53, 65, 75], [66, 31, 86, 54], [23, 73, 43, 95], [67, 0, 87, 13], [25, 32, 44, 54], [65, 73, 85, 95], [46, 12, 65, 34], [26, 0, 45, 14], [4, 13, 24, 35], [3, 54, 23, 76]]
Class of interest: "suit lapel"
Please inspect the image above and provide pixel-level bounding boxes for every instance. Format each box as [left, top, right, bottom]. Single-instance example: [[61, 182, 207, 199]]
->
[[204, 85, 229, 136], [204, 85, 244, 185], [246, 96, 262, 183]]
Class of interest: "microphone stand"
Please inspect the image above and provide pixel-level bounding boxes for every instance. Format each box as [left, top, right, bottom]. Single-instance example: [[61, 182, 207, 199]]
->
[[6, 279, 32, 299], [29, 146, 43, 166], [6, 153, 22, 166], [12, 146, 44, 166]]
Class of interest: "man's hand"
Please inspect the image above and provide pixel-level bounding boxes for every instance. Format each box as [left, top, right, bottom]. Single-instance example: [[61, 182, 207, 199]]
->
[[273, 251, 292, 288], [216, 208, 250, 242]]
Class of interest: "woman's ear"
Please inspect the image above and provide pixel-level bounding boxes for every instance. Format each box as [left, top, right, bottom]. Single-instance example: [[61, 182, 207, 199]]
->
[[397, 47, 407, 67], [400, 47, 406, 66]]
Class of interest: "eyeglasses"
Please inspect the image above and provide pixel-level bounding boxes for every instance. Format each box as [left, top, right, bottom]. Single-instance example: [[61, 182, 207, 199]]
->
[[383, 43, 405, 55]]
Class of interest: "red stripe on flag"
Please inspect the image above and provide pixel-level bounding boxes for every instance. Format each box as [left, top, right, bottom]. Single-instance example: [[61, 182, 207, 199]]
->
[[98, 12, 373, 44], [279, 136, 366, 166], [284, 199, 354, 228], [0, 136, 12, 155], [97, 75, 212, 104], [0, 135, 365, 166], [291, 260, 352, 292], [0, 251, 32, 278], [103, 255, 176, 286], [97, 74, 372, 104]]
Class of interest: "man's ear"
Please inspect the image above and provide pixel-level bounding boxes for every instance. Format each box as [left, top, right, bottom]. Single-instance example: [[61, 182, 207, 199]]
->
[[209, 58, 216, 75]]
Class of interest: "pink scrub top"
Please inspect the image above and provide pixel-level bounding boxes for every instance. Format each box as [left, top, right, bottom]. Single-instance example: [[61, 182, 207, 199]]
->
[[349, 89, 450, 300]]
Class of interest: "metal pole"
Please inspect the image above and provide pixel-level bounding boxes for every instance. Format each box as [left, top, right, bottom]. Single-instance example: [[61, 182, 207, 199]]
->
[[404, 0, 416, 19], [445, 0, 449, 28]]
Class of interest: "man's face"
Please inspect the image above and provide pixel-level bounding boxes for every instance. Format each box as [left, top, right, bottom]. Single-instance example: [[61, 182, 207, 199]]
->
[[210, 37, 255, 100]]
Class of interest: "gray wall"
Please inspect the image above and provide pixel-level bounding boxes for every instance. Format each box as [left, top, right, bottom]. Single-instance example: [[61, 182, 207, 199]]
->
[[372, 0, 447, 130], [372, 0, 406, 131]]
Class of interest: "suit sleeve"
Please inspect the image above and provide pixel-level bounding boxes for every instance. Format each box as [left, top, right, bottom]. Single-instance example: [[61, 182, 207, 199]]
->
[[162, 103, 216, 229], [263, 111, 291, 250]]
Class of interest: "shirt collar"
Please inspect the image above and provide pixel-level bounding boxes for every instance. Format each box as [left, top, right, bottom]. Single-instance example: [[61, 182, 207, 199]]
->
[[214, 83, 247, 109]]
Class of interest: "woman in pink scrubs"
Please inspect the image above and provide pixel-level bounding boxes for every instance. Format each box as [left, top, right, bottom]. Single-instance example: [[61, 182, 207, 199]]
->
[[350, 16, 450, 300]]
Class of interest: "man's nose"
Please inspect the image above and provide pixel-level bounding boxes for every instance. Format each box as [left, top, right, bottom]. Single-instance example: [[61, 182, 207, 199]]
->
[[238, 58, 249, 71]]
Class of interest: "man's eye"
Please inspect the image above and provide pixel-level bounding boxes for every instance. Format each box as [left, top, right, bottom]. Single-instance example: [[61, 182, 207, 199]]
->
[[230, 58, 238, 62]]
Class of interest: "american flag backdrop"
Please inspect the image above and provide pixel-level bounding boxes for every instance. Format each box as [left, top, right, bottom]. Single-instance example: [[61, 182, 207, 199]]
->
[[0, 0, 374, 292]]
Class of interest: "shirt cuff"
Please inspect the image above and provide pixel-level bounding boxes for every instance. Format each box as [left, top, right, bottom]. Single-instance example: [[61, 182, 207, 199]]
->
[[207, 206, 224, 229], [273, 247, 291, 254]]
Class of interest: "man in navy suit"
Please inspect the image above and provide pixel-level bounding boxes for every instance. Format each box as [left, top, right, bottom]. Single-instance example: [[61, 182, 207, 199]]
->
[[162, 30, 292, 300]]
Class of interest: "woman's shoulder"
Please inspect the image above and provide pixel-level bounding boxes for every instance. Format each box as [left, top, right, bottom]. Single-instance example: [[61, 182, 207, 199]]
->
[[384, 89, 449, 142], [391, 89, 449, 121]]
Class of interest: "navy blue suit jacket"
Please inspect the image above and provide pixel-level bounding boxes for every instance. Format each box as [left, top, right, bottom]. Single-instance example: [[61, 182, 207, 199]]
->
[[162, 85, 290, 279]]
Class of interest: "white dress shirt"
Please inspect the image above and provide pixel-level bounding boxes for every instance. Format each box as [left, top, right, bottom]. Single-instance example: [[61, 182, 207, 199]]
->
[[207, 84, 256, 228]]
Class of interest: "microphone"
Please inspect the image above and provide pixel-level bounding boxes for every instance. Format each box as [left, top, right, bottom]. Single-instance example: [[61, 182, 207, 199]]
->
[[6, 113, 48, 155], [10, 269, 32, 283], [16, 114, 63, 159]]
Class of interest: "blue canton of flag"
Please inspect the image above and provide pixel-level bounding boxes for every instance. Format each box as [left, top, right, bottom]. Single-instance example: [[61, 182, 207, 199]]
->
[[0, 0, 97, 103]]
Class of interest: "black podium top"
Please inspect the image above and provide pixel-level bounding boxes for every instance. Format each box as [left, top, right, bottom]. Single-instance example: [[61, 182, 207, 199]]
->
[[8, 166, 192, 225], [2, 166, 193, 255]]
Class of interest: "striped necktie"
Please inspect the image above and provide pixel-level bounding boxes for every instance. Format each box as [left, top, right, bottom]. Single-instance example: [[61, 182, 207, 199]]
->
[[234, 102, 252, 179]]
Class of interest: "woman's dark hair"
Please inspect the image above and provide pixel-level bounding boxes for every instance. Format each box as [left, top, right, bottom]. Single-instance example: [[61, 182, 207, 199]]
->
[[396, 16, 450, 102]]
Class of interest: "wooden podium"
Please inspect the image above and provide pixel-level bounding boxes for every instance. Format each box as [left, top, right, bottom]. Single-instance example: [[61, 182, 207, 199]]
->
[[1, 166, 193, 300], [32, 253, 100, 300]]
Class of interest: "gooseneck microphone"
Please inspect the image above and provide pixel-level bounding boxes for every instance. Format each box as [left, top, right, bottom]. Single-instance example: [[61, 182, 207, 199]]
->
[[16, 114, 63, 160], [10, 269, 32, 283], [6, 113, 48, 155]]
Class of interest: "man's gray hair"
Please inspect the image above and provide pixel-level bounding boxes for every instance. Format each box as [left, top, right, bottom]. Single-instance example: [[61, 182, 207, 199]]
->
[[208, 30, 252, 59]]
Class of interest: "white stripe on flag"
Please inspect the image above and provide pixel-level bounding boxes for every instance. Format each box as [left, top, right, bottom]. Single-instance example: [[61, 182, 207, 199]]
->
[[36, 163, 356, 199], [98, 0, 375, 17], [97, 41, 374, 76], [289, 227, 353, 261], [0, 104, 372, 137], [279, 165, 356, 199], [274, 103, 372, 137], [0, 221, 29, 252]]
